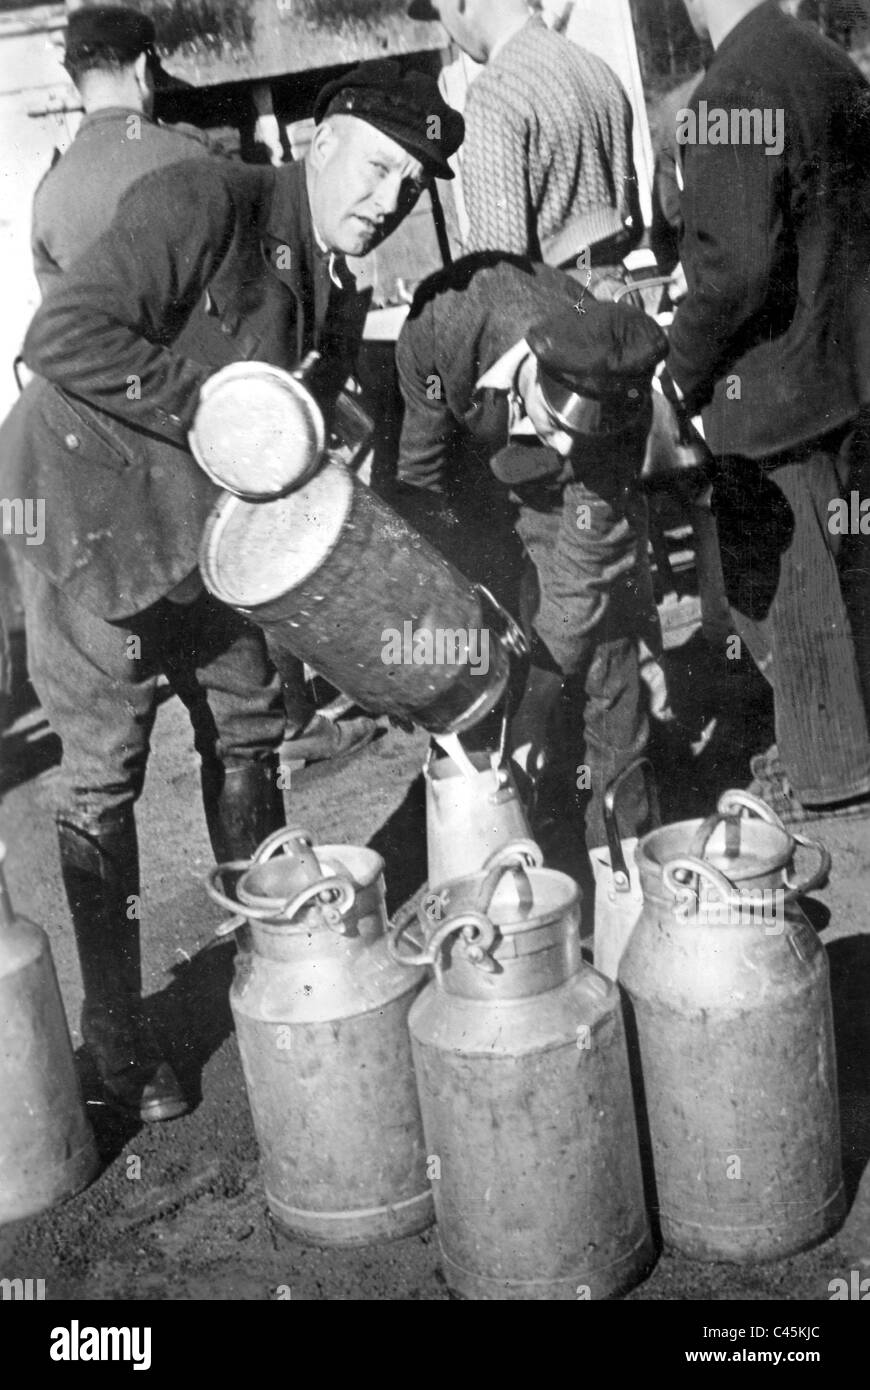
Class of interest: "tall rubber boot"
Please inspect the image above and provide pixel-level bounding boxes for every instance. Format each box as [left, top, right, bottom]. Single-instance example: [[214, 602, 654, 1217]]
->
[[56, 811, 188, 1122], [199, 757, 286, 866]]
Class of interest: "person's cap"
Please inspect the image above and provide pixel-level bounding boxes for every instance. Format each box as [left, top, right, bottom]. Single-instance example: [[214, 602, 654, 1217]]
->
[[313, 59, 464, 179], [64, 6, 156, 62], [526, 299, 669, 432], [407, 1, 440, 18]]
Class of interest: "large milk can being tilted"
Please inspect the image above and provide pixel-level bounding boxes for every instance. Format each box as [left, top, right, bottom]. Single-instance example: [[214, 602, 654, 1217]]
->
[[205, 828, 433, 1245], [192, 361, 526, 737], [619, 792, 845, 1262], [390, 853, 654, 1300], [0, 841, 99, 1223]]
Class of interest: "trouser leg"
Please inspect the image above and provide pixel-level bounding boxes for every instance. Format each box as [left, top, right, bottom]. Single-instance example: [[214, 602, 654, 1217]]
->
[[579, 617, 650, 848], [157, 590, 286, 863], [278, 653, 316, 735], [18, 565, 187, 1119], [510, 460, 650, 833], [714, 445, 870, 803]]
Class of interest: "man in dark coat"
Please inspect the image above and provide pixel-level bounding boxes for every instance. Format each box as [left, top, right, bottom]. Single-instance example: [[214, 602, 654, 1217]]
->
[[667, 0, 870, 819], [31, 5, 378, 770], [31, 5, 217, 295], [394, 255, 668, 849], [0, 61, 463, 1120]]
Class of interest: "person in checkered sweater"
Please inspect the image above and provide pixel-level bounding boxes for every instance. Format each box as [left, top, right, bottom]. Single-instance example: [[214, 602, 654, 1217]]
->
[[414, 1, 642, 267]]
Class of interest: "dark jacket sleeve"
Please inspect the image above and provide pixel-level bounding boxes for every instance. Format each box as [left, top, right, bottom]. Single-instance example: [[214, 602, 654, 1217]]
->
[[23, 161, 236, 446], [667, 100, 790, 415], [395, 300, 458, 492]]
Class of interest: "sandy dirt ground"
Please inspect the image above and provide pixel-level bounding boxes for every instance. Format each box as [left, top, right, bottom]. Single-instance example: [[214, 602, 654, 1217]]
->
[[1, 607, 869, 1304]]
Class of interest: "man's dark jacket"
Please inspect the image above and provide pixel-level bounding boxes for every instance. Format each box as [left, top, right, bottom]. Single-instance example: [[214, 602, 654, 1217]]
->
[[668, 1, 870, 457], [396, 256, 579, 491], [0, 158, 369, 620], [30, 106, 217, 296]]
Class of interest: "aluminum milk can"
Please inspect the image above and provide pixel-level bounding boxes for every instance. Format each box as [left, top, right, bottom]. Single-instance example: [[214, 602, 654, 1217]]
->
[[199, 459, 528, 735], [0, 841, 99, 1223], [619, 804, 845, 1262], [424, 745, 541, 890], [205, 827, 433, 1244], [390, 854, 654, 1300]]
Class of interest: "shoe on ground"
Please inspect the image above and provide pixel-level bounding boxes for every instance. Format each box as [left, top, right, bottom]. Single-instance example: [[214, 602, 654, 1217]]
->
[[749, 745, 870, 824], [280, 711, 377, 770], [82, 1007, 189, 1123], [103, 1060, 189, 1123]]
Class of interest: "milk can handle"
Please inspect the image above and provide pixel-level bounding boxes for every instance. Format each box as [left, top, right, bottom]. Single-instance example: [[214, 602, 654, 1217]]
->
[[387, 908, 498, 970], [612, 276, 674, 305], [388, 851, 531, 970], [476, 583, 530, 661], [716, 789, 786, 830], [689, 788, 785, 862], [718, 796, 832, 896], [663, 856, 742, 906], [663, 856, 815, 919], [482, 839, 543, 872], [603, 757, 659, 891], [290, 350, 322, 383], [205, 863, 355, 936], [783, 833, 832, 896], [250, 825, 316, 863]]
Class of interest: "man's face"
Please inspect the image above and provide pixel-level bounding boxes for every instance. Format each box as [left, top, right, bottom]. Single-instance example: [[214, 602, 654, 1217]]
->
[[424, 0, 488, 64], [308, 115, 427, 258], [517, 356, 592, 459]]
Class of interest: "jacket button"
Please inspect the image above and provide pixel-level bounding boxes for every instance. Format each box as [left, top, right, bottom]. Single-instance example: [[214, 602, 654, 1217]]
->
[[64, 432, 80, 450]]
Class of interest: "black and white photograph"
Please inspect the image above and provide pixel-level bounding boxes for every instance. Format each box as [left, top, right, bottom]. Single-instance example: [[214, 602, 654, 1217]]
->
[[0, 0, 869, 1339]]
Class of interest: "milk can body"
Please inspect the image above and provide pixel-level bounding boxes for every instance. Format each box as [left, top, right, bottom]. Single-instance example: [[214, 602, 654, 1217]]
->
[[619, 848, 844, 1262], [391, 859, 654, 1299], [207, 831, 432, 1245], [200, 461, 526, 735], [0, 846, 99, 1223]]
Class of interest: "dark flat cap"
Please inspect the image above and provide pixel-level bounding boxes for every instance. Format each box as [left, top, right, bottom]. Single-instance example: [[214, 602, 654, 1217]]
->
[[527, 299, 669, 424], [314, 60, 464, 179], [407, 0, 440, 18], [65, 5, 155, 60]]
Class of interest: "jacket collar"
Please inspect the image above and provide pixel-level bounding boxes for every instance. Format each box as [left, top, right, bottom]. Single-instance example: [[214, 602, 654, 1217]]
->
[[78, 105, 155, 130], [263, 160, 337, 299]]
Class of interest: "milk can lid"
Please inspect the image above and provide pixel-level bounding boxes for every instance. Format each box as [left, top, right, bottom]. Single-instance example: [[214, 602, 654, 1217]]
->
[[189, 361, 326, 500]]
